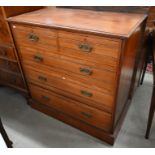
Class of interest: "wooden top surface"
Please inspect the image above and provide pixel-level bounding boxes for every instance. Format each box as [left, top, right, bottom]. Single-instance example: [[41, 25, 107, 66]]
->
[[8, 8, 147, 38]]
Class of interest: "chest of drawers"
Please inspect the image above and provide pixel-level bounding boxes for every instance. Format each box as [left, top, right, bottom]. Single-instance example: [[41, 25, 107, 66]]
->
[[8, 8, 147, 144]]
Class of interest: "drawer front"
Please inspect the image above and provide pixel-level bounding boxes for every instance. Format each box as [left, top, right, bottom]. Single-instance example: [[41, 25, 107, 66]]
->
[[22, 60, 116, 94], [19, 47, 117, 86], [0, 69, 25, 89], [29, 84, 112, 131], [23, 66, 114, 112], [59, 38, 120, 59], [59, 30, 121, 58], [0, 46, 16, 60], [12, 24, 58, 49], [0, 59, 20, 73]]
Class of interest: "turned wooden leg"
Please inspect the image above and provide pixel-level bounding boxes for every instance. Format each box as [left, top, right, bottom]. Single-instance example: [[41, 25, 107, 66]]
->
[[145, 87, 155, 139]]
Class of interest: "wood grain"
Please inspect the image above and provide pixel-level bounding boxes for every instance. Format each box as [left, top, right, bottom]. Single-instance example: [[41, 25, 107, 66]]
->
[[18, 46, 117, 85], [30, 84, 112, 131], [30, 99, 115, 144], [21, 60, 117, 95], [8, 7, 147, 38], [0, 8, 12, 45], [59, 30, 121, 58], [1, 6, 43, 18], [23, 65, 115, 112], [113, 23, 144, 127], [12, 24, 57, 49]]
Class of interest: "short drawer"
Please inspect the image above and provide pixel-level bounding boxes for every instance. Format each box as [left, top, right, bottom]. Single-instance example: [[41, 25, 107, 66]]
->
[[0, 46, 16, 60], [0, 69, 25, 89], [24, 66, 114, 112], [11, 24, 58, 50], [29, 84, 112, 131], [59, 30, 121, 58], [19, 47, 117, 86], [0, 59, 20, 73]]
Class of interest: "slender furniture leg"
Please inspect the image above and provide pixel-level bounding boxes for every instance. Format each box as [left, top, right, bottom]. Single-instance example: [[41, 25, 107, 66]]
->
[[145, 87, 155, 139], [140, 60, 148, 85]]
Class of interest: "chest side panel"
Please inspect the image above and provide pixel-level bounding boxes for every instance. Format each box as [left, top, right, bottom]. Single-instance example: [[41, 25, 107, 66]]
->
[[114, 23, 144, 126], [0, 8, 12, 45]]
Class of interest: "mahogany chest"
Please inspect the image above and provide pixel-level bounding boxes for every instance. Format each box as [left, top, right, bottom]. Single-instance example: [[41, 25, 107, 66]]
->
[[8, 8, 147, 144]]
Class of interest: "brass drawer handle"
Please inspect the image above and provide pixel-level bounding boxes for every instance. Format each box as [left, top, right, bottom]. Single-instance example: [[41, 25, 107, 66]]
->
[[80, 68, 93, 75], [33, 54, 43, 62], [79, 43, 93, 52], [81, 90, 93, 97], [28, 33, 39, 42], [38, 75, 47, 81], [81, 111, 92, 118], [42, 95, 50, 101]]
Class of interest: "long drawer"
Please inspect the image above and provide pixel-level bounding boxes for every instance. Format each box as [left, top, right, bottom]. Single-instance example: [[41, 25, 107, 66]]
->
[[23, 65, 114, 112], [12, 24, 58, 50], [22, 60, 116, 94], [29, 84, 112, 131], [18, 47, 117, 91]]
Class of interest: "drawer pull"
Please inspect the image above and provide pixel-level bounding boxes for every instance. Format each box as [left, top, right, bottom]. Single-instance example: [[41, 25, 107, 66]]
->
[[81, 112, 92, 118], [79, 43, 93, 52], [28, 33, 39, 42], [42, 95, 50, 101], [38, 75, 47, 81], [80, 90, 93, 97], [80, 68, 93, 75], [33, 55, 43, 62]]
